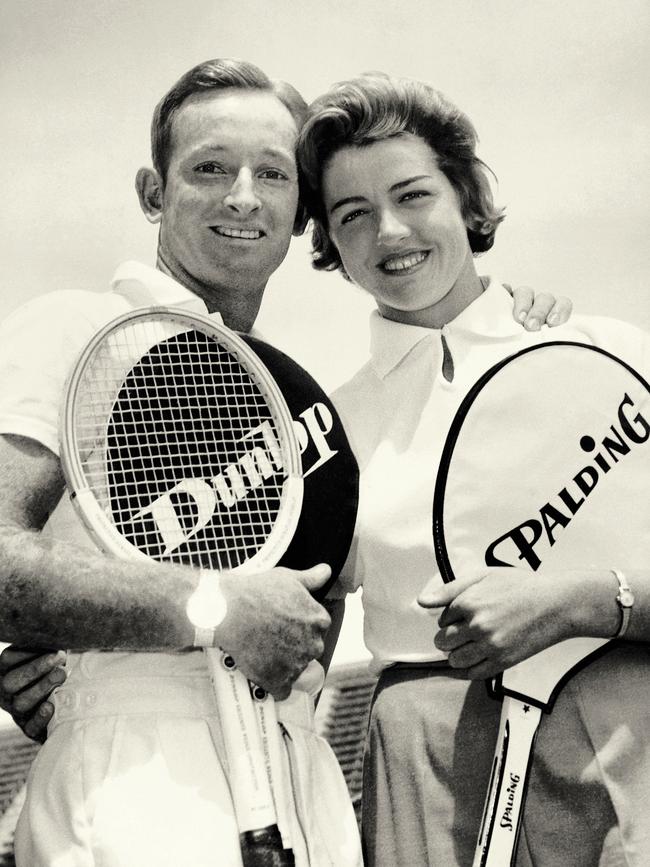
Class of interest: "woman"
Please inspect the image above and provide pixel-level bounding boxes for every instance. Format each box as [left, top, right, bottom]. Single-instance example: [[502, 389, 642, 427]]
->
[[297, 74, 650, 866]]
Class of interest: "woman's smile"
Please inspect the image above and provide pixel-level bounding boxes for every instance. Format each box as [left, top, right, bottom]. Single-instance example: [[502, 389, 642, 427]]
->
[[379, 249, 430, 274]]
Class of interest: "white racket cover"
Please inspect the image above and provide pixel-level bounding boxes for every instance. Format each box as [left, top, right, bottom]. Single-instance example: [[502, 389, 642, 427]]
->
[[434, 341, 650, 707]]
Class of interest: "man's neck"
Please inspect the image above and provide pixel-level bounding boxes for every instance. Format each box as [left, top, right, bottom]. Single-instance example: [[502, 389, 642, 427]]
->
[[155, 253, 263, 334]]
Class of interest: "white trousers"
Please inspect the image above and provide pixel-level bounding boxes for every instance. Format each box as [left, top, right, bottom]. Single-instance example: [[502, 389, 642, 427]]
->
[[15, 651, 362, 867]]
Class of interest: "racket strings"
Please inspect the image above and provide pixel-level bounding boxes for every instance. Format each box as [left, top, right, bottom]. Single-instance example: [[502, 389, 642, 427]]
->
[[73, 322, 292, 570]]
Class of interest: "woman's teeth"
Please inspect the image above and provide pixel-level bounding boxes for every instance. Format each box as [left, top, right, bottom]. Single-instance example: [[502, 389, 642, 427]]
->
[[382, 251, 427, 272]]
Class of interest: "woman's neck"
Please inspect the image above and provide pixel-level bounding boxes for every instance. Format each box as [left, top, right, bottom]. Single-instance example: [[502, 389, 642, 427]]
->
[[378, 269, 486, 330]]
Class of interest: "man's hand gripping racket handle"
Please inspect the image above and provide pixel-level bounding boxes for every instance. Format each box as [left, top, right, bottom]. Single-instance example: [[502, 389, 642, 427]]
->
[[473, 697, 542, 867]]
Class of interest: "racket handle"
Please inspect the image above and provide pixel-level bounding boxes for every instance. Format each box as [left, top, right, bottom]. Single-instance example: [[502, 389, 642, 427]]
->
[[241, 827, 295, 866], [252, 685, 294, 852], [473, 698, 542, 867], [205, 648, 277, 831]]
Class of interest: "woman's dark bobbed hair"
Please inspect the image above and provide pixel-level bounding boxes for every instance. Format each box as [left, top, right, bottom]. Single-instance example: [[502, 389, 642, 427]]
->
[[297, 73, 506, 275]]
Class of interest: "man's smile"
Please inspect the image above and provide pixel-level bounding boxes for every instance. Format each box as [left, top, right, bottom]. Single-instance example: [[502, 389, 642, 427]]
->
[[210, 225, 266, 240]]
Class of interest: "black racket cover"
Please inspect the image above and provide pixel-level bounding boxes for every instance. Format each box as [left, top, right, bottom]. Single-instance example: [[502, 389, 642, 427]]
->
[[242, 335, 359, 599], [106, 327, 358, 600]]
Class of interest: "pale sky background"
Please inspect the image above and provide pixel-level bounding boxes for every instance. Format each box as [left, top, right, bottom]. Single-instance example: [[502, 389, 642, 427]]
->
[[0, 0, 649, 672]]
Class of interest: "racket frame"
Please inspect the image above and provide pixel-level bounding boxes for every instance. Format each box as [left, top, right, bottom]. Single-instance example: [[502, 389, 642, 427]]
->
[[60, 306, 303, 570], [434, 340, 650, 585]]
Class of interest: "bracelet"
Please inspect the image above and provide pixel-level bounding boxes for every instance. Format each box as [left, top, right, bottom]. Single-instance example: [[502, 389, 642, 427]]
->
[[186, 570, 228, 647], [611, 568, 634, 640]]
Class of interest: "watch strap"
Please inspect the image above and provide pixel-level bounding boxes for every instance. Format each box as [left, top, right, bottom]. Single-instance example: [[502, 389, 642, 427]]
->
[[193, 626, 217, 648]]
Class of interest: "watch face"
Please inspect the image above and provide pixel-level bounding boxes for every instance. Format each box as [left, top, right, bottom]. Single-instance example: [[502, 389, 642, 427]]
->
[[619, 589, 635, 608], [187, 585, 228, 629]]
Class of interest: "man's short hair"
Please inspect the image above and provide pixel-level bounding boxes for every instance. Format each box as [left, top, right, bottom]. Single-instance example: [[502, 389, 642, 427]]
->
[[297, 73, 506, 275], [152, 58, 309, 233]]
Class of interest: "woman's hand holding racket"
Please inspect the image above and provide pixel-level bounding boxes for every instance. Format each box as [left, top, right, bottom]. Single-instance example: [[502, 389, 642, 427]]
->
[[421, 568, 617, 867], [419, 567, 610, 679]]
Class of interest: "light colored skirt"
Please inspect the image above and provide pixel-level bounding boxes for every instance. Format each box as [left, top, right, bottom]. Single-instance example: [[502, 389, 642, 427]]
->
[[362, 644, 650, 867]]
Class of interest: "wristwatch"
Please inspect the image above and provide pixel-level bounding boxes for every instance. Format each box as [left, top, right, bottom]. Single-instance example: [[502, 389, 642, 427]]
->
[[186, 570, 228, 647], [612, 568, 634, 639]]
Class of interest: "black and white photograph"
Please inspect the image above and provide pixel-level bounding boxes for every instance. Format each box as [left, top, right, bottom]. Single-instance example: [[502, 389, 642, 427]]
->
[[0, 1, 648, 865]]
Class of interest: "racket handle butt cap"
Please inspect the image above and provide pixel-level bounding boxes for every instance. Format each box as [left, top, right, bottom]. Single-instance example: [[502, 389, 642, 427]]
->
[[240, 825, 295, 867]]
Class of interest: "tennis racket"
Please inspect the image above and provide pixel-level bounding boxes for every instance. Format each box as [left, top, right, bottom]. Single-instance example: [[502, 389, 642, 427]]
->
[[432, 341, 650, 867], [59, 306, 358, 866]]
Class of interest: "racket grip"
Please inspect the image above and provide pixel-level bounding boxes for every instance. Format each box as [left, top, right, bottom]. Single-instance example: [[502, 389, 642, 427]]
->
[[252, 686, 294, 852], [205, 649, 278, 831], [241, 827, 295, 866]]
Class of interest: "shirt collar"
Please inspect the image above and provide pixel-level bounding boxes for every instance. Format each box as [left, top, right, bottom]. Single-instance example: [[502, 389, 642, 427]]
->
[[110, 261, 224, 324], [444, 278, 523, 340], [369, 279, 520, 379], [369, 312, 434, 379]]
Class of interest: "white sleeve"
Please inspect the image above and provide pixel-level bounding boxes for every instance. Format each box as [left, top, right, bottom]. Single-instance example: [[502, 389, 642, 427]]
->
[[0, 292, 107, 454], [573, 314, 650, 382], [325, 530, 362, 600], [326, 381, 367, 600]]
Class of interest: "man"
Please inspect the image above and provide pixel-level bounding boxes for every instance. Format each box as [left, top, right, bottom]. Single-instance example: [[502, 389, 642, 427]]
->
[[0, 58, 566, 866], [0, 58, 361, 867]]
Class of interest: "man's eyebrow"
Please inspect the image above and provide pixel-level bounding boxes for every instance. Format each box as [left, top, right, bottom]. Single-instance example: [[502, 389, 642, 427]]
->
[[329, 175, 433, 215], [188, 145, 295, 164], [260, 147, 295, 163]]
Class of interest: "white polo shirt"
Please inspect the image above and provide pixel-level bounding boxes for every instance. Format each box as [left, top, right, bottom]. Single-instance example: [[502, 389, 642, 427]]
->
[[332, 279, 650, 673], [0, 261, 214, 456]]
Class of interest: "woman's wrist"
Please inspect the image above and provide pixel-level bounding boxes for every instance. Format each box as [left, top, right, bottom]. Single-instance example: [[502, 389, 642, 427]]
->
[[555, 569, 622, 639]]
